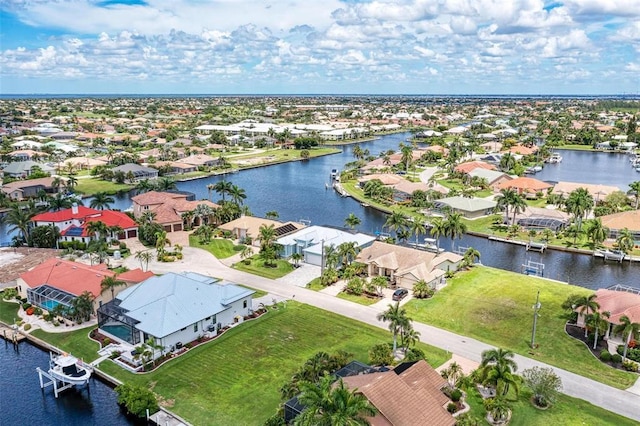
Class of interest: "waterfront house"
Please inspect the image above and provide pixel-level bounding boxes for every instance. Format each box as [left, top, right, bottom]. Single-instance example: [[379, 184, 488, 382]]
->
[[599, 210, 640, 242], [276, 225, 376, 267], [17, 258, 153, 312], [551, 182, 621, 203], [496, 176, 552, 196], [341, 360, 457, 426], [180, 154, 220, 168], [355, 241, 461, 290], [32, 205, 139, 243], [112, 163, 159, 182], [97, 272, 253, 352], [131, 191, 219, 232], [454, 161, 496, 174], [152, 161, 197, 175], [218, 216, 305, 246], [432, 196, 497, 219], [1, 160, 55, 178], [467, 168, 513, 192], [1, 176, 61, 201]]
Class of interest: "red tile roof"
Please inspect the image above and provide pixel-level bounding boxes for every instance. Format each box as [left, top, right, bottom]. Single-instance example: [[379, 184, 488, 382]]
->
[[32, 206, 101, 222], [594, 289, 640, 325], [454, 161, 496, 174]]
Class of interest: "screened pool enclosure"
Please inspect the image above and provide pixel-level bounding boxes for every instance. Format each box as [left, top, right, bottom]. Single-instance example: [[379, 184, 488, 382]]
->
[[97, 299, 141, 345], [27, 285, 75, 312]]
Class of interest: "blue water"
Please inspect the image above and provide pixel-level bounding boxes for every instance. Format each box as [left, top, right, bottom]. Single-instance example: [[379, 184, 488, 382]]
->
[[0, 342, 133, 426], [39, 300, 61, 311]]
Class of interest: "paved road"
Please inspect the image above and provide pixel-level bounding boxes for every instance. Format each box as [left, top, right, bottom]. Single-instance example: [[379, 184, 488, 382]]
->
[[123, 247, 640, 422]]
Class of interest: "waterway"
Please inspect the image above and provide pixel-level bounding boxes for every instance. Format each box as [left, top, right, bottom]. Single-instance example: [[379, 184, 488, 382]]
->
[[1, 134, 638, 289], [0, 341, 133, 426]]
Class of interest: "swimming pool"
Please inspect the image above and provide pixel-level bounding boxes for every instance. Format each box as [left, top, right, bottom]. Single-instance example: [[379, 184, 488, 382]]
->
[[39, 299, 62, 311]]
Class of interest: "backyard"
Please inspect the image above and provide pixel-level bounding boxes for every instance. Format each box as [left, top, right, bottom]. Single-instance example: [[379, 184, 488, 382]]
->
[[35, 303, 449, 426], [404, 266, 638, 389]]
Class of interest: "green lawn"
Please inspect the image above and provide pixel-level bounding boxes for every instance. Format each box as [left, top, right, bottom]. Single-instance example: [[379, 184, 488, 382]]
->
[[337, 292, 381, 306], [404, 266, 637, 389], [306, 277, 324, 291], [0, 299, 21, 325], [463, 384, 638, 426], [31, 327, 101, 363], [189, 236, 245, 259], [233, 258, 295, 279], [74, 178, 133, 195], [89, 303, 449, 425]]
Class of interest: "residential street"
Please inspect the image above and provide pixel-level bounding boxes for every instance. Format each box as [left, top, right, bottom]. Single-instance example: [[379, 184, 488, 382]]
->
[[123, 246, 640, 422]]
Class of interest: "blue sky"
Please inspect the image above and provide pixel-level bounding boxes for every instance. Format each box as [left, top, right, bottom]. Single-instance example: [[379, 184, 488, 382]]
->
[[1, 0, 639, 94]]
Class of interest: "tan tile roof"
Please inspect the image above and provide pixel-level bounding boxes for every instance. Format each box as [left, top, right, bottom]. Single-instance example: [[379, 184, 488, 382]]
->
[[454, 161, 496, 174], [599, 210, 640, 232], [131, 190, 188, 206], [594, 289, 640, 324], [342, 360, 455, 426], [497, 176, 552, 192], [132, 191, 219, 225], [552, 182, 620, 199]]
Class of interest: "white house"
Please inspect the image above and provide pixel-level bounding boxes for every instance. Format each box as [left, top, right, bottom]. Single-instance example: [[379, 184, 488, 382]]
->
[[276, 225, 376, 266], [97, 272, 254, 352]]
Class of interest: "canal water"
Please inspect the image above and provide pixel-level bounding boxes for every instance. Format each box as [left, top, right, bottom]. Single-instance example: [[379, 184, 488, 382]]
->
[[1, 134, 638, 289], [0, 341, 133, 426]]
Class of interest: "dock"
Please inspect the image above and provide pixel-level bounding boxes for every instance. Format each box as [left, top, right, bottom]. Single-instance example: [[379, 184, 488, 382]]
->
[[332, 182, 349, 197], [0, 322, 26, 343], [526, 241, 547, 253], [595, 250, 626, 263], [149, 407, 192, 426]]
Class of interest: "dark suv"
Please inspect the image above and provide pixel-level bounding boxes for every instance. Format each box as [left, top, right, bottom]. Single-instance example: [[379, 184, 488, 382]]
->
[[392, 288, 408, 301]]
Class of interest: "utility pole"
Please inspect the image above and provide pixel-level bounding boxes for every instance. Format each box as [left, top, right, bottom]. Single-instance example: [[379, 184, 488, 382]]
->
[[531, 290, 541, 348]]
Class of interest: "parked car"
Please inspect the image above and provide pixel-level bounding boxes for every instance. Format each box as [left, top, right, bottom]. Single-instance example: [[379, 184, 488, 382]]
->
[[392, 288, 408, 301]]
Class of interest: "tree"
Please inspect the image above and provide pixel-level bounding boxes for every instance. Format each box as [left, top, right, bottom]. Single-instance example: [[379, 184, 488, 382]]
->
[[496, 188, 517, 222], [265, 210, 279, 220], [69, 291, 95, 323], [587, 310, 611, 350], [100, 276, 126, 301], [3, 203, 35, 242], [400, 143, 413, 171], [565, 187, 594, 235], [462, 246, 481, 268], [213, 180, 233, 202], [412, 280, 433, 299], [90, 192, 115, 210], [48, 193, 75, 211], [291, 252, 303, 267], [614, 315, 640, 361], [30, 225, 60, 248], [193, 224, 213, 244], [522, 367, 563, 408], [574, 294, 600, 337], [410, 216, 428, 244], [441, 361, 464, 387], [499, 152, 516, 172], [429, 216, 446, 251], [481, 361, 520, 396], [444, 211, 467, 251], [86, 220, 108, 240], [155, 230, 171, 257], [135, 250, 152, 271], [376, 302, 409, 353], [294, 375, 377, 426], [155, 176, 177, 191], [628, 181, 640, 210], [344, 213, 361, 230], [616, 228, 634, 258], [585, 218, 609, 249], [115, 383, 158, 419], [369, 343, 393, 366], [384, 211, 408, 237], [484, 397, 511, 423], [228, 184, 247, 206], [337, 241, 359, 267]]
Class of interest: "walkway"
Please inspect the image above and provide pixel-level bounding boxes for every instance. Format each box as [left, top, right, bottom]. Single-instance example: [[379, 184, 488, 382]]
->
[[121, 247, 640, 422]]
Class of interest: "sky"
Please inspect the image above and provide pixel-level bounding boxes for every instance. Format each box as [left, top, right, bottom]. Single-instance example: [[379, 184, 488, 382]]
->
[[1, 0, 639, 95]]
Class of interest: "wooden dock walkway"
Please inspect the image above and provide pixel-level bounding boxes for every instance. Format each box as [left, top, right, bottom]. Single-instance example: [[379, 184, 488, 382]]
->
[[149, 407, 191, 426], [0, 322, 26, 343]]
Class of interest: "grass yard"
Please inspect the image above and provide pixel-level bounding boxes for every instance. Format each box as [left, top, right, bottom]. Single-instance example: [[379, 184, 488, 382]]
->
[[93, 303, 450, 425], [337, 292, 381, 306], [306, 277, 325, 291], [404, 266, 637, 389], [463, 384, 638, 426], [0, 299, 21, 324], [189, 236, 245, 259], [74, 178, 132, 195], [233, 258, 294, 279], [31, 327, 101, 363]]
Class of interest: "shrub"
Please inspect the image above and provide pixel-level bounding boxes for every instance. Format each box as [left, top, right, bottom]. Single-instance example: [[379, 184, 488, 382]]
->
[[611, 354, 623, 364], [345, 277, 364, 296], [622, 360, 639, 372], [23, 323, 32, 331], [447, 402, 458, 413], [523, 367, 562, 408], [103, 337, 111, 346], [22, 302, 32, 310], [115, 384, 158, 418], [368, 343, 393, 366], [2, 288, 18, 300], [34, 307, 43, 316], [451, 388, 463, 402], [600, 350, 612, 362], [119, 242, 127, 249], [26, 307, 35, 315]]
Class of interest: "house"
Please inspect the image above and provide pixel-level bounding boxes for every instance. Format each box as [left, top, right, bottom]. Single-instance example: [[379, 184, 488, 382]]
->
[[454, 161, 496, 174], [356, 241, 461, 289], [467, 168, 513, 191], [551, 182, 621, 203], [180, 154, 220, 168], [153, 161, 197, 175], [496, 176, 552, 196], [276, 225, 377, 266], [1, 160, 55, 178], [32, 205, 138, 243], [97, 272, 254, 352], [218, 216, 305, 245], [433, 196, 497, 219], [9, 150, 44, 161], [63, 156, 108, 170], [341, 360, 457, 426], [131, 191, 219, 232], [1, 176, 61, 201], [599, 210, 640, 242], [17, 258, 153, 312], [112, 163, 159, 181]]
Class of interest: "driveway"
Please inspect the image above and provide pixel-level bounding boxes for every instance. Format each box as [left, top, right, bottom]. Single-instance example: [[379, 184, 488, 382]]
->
[[126, 246, 640, 422]]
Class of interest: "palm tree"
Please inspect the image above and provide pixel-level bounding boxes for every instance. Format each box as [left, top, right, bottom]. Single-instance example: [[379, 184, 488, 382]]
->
[[509, 193, 527, 225], [155, 230, 170, 256], [228, 184, 247, 206], [377, 302, 409, 353], [139, 210, 157, 225], [258, 224, 277, 251], [480, 348, 518, 371], [565, 188, 594, 235], [616, 228, 634, 258], [69, 291, 95, 323], [410, 216, 427, 244], [3, 203, 35, 242], [614, 315, 640, 361], [100, 276, 126, 301], [240, 246, 254, 263], [463, 246, 481, 267], [337, 242, 360, 267], [86, 220, 108, 240], [384, 211, 408, 237], [265, 210, 279, 220], [155, 176, 177, 191], [291, 252, 303, 267], [429, 216, 446, 252], [585, 218, 609, 249], [496, 188, 517, 222], [499, 152, 516, 172], [213, 180, 233, 202], [444, 212, 467, 251], [295, 375, 377, 426], [400, 143, 413, 171], [135, 179, 154, 194], [65, 175, 78, 190], [480, 348, 520, 396], [575, 294, 600, 337], [135, 250, 152, 271], [628, 181, 640, 209], [401, 326, 421, 351], [587, 311, 610, 350], [90, 192, 115, 210], [344, 213, 361, 230], [324, 244, 339, 270]]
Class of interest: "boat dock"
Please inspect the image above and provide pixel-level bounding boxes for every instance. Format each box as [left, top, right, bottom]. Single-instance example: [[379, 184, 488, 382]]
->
[[333, 182, 349, 197], [149, 407, 191, 426], [0, 323, 26, 343], [526, 241, 547, 253], [596, 250, 626, 263]]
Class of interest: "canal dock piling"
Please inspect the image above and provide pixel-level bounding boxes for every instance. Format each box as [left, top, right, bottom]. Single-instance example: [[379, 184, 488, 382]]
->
[[1, 323, 26, 344]]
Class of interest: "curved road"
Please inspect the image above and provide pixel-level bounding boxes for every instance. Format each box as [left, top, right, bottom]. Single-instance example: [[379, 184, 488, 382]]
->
[[123, 246, 640, 422]]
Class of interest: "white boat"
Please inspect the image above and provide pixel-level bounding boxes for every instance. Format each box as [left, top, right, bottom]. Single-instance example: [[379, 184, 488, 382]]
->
[[48, 353, 92, 386], [548, 153, 563, 163], [330, 169, 339, 179], [424, 238, 444, 253]]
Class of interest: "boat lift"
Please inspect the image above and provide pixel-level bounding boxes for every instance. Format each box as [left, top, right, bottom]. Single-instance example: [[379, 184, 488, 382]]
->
[[522, 260, 545, 277], [36, 353, 92, 398]]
